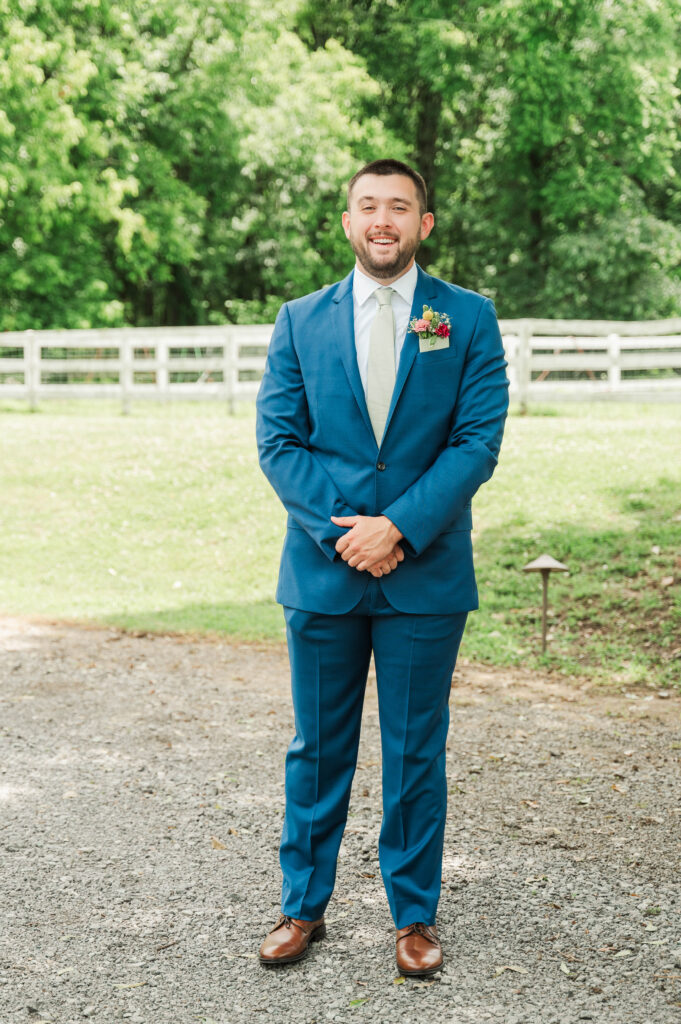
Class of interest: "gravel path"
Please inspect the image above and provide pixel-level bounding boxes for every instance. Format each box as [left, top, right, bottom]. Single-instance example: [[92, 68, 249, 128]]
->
[[1, 615, 680, 1024]]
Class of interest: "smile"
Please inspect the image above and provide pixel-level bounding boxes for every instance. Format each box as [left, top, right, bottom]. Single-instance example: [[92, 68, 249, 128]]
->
[[369, 236, 398, 247]]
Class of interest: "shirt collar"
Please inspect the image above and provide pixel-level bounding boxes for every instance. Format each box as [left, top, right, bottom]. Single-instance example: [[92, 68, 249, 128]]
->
[[353, 262, 418, 307]]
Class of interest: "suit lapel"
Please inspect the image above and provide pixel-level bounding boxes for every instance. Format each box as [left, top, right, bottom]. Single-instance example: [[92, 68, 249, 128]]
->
[[382, 265, 438, 440], [331, 271, 375, 443], [329, 264, 439, 447]]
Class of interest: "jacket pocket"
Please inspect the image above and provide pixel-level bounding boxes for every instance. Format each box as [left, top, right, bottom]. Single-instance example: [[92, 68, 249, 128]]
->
[[414, 347, 458, 365]]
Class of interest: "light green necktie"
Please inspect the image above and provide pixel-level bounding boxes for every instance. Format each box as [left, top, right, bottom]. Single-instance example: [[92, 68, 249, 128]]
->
[[367, 287, 395, 444]]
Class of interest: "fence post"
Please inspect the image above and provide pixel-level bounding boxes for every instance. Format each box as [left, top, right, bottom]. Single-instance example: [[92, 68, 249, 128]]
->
[[156, 337, 169, 402], [607, 333, 620, 392], [121, 334, 133, 415], [517, 320, 532, 413], [25, 332, 39, 411], [502, 332, 518, 397], [223, 329, 237, 414]]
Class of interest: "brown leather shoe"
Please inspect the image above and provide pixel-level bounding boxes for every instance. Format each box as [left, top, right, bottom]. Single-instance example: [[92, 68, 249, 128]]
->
[[259, 914, 326, 965], [395, 922, 443, 976]]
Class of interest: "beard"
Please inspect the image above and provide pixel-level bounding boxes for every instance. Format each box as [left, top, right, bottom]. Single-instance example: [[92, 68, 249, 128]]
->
[[347, 226, 422, 280]]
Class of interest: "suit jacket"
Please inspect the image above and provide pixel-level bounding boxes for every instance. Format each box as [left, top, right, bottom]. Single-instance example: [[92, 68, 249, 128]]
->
[[255, 264, 509, 614]]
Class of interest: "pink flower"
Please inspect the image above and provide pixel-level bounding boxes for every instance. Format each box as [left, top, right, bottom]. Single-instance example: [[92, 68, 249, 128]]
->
[[413, 318, 430, 332], [435, 323, 450, 337]]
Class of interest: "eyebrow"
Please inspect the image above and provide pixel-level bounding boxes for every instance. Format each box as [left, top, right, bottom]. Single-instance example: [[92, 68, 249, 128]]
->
[[356, 195, 414, 206]]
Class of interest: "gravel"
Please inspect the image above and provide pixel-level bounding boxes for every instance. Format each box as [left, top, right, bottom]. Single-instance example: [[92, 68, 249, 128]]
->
[[1, 615, 679, 1024]]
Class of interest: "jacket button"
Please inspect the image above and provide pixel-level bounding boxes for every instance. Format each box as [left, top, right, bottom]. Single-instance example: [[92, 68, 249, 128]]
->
[[377, 462, 386, 471]]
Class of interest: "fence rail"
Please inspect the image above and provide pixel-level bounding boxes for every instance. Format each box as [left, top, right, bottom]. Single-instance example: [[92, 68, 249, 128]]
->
[[0, 325, 271, 413], [1, 318, 681, 412], [498, 317, 681, 407]]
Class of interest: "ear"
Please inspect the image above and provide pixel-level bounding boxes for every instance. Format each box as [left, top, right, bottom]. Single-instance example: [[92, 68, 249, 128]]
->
[[419, 212, 435, 241], [341, 211, 351, 239]]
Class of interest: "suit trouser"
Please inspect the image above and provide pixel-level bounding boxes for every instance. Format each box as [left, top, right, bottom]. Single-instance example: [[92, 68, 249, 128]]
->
[[280, 580, 467, 929]]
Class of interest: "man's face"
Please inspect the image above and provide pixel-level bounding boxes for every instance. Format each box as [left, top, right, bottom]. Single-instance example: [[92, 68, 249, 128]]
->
[[342, 174, 434, 283]]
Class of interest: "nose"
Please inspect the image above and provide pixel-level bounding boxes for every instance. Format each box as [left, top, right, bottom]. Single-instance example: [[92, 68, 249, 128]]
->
[[372, 205, 394, 229]]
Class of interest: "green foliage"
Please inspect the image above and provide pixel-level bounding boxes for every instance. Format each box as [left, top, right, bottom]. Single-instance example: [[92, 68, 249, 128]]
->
[[0, 0, 400, 329], [1, 0, 681, 324], [221, 29, 403, 315], [299, 0, 681, 318]]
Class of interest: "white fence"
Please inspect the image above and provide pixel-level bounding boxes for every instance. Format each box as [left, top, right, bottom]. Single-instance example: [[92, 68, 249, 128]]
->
[[0, 325, 271, 414], [499, 317, 681, 408], [1, 318, 681, 412]]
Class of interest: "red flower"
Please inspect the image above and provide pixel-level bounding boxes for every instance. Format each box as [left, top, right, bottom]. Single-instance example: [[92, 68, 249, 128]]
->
[[435, 323, 450, 337]]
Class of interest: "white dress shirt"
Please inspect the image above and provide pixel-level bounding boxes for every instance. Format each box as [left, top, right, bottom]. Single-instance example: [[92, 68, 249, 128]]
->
[[352, 262, 418, 397]]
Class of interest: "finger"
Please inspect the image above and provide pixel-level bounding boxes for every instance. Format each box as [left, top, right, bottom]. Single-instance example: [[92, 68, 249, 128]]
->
[[359, 558, 386, 572], [330, 515, 358, 526], [387, 556, 398, 570], [394, 544, 405, 562], [369, 567, 382, 577], [335, 534, 350, 553]]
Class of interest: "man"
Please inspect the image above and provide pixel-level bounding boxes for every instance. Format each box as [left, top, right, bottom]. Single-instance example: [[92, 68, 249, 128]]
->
[[255, 158, 509, 976]]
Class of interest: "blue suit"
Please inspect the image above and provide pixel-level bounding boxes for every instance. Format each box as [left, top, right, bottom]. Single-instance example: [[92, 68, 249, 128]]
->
[[256, 265, 508, 926]]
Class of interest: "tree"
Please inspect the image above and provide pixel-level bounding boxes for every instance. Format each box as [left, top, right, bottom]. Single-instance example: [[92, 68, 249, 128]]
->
[[296, 0, 681, 318], [0, 0, 401, 328], [2, 0, 680, 327]]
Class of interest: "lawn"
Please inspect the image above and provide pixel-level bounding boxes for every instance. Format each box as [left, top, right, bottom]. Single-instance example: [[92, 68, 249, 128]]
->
[[1, 399, 679, 688]]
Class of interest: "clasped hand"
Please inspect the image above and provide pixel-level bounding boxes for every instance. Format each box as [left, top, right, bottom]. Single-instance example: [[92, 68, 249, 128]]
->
[[330, 514, 404, 577]]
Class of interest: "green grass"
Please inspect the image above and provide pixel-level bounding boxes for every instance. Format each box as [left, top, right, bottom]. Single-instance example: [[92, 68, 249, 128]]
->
[[0, 399, 679, 688]]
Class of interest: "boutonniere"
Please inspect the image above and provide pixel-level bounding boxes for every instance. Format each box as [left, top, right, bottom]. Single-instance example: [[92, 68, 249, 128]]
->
[[409, 305, 451, 352]]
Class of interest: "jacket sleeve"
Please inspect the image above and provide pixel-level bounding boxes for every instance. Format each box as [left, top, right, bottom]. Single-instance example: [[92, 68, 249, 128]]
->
[[255, 302, 356, 561], [381, 298, 509, 556]]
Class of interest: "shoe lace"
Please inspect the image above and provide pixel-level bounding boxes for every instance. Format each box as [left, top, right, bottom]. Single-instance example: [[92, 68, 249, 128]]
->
[[397, 922, 438, 945], [271, 914, 306, 935]]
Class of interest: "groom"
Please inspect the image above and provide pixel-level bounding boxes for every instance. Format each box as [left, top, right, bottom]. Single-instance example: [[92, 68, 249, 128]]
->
[[255, 158, 509, 975]]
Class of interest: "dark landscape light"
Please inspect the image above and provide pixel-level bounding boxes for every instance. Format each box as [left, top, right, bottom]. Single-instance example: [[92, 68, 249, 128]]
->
[[522, 554, 570, 653]]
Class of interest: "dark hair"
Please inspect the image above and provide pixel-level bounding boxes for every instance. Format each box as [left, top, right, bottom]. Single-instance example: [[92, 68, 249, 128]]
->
[[347, 159, 428, 215]]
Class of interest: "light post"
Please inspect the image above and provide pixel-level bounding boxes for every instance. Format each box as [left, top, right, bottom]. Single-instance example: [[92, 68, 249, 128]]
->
[[522, 554, 570, 653]]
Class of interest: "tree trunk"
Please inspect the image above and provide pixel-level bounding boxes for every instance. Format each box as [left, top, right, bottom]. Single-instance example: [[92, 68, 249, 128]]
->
[[411, 86, 442, 271]]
